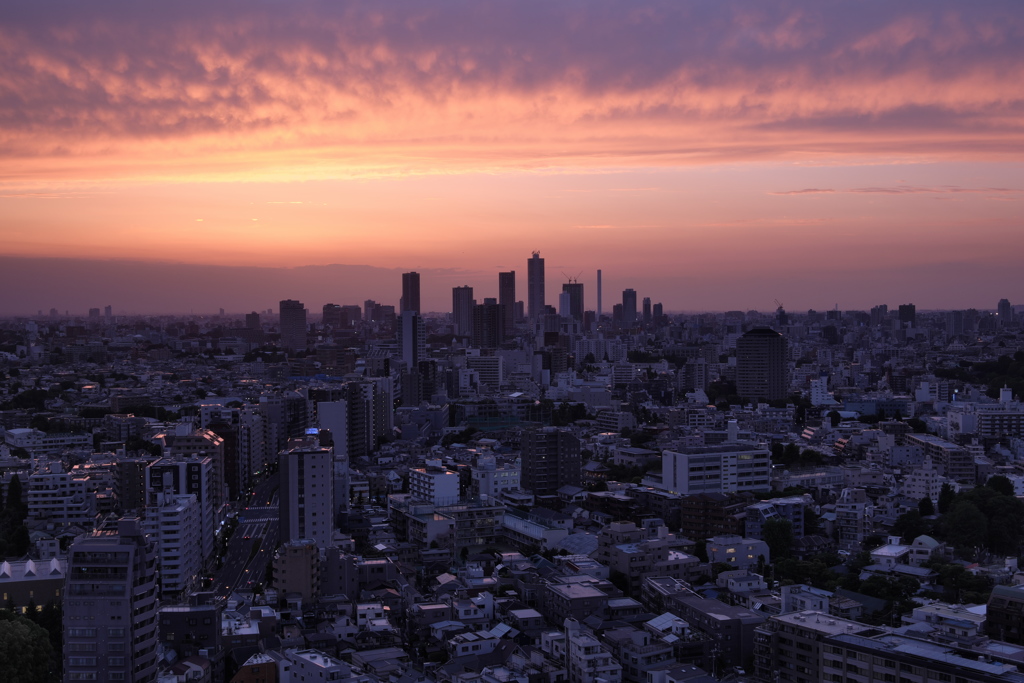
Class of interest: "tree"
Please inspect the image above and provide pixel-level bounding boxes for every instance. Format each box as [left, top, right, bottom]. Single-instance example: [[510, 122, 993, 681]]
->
[[918, 496, 935, 517], [937, 483, 956, 514], [943, 501, 988, 556], [0, 614, 54, 683], [987, 475, 1015, 497], [6, 474, 25, 515], [891, 510, 929, 544], [762, 518, 794, 561]]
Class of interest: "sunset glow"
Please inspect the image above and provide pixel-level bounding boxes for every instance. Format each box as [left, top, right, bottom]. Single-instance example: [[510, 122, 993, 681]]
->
[[1, 1, 1022, 313]]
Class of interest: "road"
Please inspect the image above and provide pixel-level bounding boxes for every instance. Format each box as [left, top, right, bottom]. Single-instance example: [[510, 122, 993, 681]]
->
[[212, 472, 280, 599]]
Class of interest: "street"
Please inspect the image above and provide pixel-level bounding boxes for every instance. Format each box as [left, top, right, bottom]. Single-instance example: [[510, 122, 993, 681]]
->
[[211, 472, 280, 599]]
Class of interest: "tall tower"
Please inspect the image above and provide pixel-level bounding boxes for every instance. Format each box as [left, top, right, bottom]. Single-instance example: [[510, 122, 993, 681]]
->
[[642, 297, 652, 327], [279, 299, 307, 351], [401, 271, 421, 314], [528, 252, 545, 321], [279, 436, 335, 548], [597, 269, 602, 318], [499, 271, 516, 331], [622, 289, 637, 326], [453, 285, 475, 336], [562, 280, 584, 321], [64, 519, 159, 683], [736, 328, 789, 402]]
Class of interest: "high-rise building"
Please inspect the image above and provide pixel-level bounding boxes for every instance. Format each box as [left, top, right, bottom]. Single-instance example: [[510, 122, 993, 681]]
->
[[998, 298, 1013, 326], [401, 271, 421, 314], [279, 299, 307, 350], [279, 436, 335, 548], [147, 456, 217, 562], [528, 252, 545, 320], [245, 311, 261, 329], [520, 427, 581, 498], [562, 281, 584, 321], [142, 490, 201, 599], [736, 328, 789, 402], [472, 299, 505, 349], [399, 310, 426, 368], [322, 303, 343, 328], [597, 269, 602, 318], [642, 297, 652, 326], [898, 303, 917, 327], [452, 285, 475, 336], [64, 519, 159, 683], [622, 288, 637, 326], [499, 271, 516, 331]]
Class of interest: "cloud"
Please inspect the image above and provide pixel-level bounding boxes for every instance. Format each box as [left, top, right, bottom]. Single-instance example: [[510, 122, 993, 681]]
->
[[1, 1, 1023, 184], [771, 185, 1021, 195]]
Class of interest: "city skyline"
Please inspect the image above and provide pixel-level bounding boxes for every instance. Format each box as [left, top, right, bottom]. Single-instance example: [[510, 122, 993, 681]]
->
[[1, 1, 1022, 314]]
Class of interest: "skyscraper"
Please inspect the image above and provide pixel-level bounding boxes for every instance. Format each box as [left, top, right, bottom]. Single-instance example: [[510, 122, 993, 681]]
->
[[64, 519, 159, 683], [528, 251, 545, 320], [401, 271, 421, 314], [322, 303, 343, 328], [998, 298, 1013, 326], [499, 271, 516, 331], [279, 435, 335, 548], [562, 281, 584, 321], [245, 311, 261, 329], [279, 299, 307, 350], [898, 303, 916, 328], [736, 328, 789, 402], [597, 269, 602, 318], [472, 299, 505, 348], [453, 285, 475, 336], [642, 297, 652, 327], [399, 310, 426, 368], [622, 288, 637, 326]]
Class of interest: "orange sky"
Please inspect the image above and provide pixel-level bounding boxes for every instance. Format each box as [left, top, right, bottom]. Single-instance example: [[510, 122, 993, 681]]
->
[[1, 1, 1022, 312]]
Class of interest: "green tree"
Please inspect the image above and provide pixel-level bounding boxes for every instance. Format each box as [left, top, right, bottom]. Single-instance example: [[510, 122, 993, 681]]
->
[[0, 613, 54, 683], [762, 518, 794, 561], [918, 496, 935, 517], [937, 483, 956, 514], [987, 475, 1015, 497], [943, 501, 988, 556], [891, 510, 928, 544]]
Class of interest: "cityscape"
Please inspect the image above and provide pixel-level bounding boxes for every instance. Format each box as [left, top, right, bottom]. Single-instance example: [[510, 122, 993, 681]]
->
[[2, 2, 1024, 683]]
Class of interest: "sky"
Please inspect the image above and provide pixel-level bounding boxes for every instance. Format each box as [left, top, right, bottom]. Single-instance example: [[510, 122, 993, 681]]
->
[[1, 0, 1022, 314]]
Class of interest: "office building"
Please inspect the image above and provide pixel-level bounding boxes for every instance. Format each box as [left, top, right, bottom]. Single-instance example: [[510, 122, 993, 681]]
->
[[520, 427, 581, 497], [652, 443, 771, 495], [453, 285, 475, 336], [499, 270, 516, 331], [562, 281, 584, 321], [279, 436, 335, 548], [642, 297, 651, 326], [736, 327, 788, 402], [597, 269, 602, 318], [245, 311, 261, 329], [622, 289, 637, 326], [528, 251, 545, 320], [64, 519, 159, 683], [401, 271, 421, 314], [279, 299, 307, 351]]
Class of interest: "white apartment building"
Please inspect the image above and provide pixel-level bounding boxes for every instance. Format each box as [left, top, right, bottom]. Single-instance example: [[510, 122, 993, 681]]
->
[[409, 460, 460, 506], [472, 455, 521, 499], [142, 492, 201, 598], [27, 461, 97, 527], [279, 438, 335, 548]]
